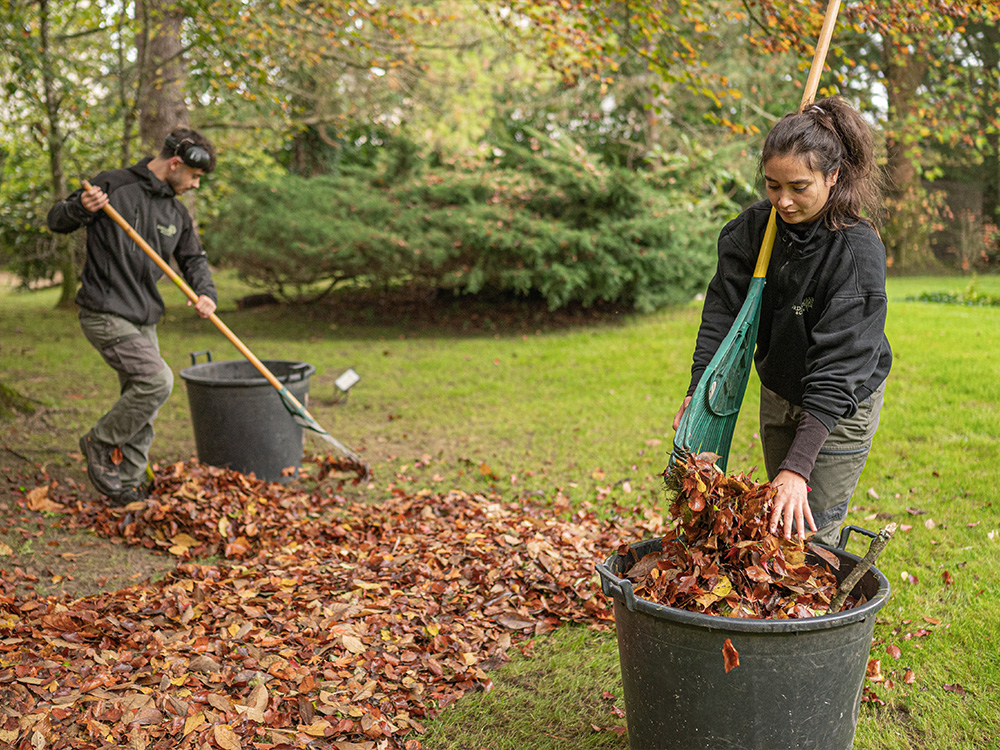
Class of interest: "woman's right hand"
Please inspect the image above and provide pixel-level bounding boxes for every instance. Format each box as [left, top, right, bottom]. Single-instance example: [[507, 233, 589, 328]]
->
[[672, 396, 692, 430]]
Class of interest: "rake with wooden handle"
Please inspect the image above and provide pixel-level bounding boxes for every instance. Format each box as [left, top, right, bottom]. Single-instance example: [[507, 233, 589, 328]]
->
[[83, 179, 370, 479]]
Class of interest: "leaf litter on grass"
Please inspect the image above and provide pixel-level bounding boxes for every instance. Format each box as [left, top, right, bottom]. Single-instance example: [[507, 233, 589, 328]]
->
[[1, 459, 664, 749]]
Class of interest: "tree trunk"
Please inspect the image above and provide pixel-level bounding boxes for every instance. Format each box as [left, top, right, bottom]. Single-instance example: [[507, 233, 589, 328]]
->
[[117, 5, 141, 168], [882, 40, 932, 270], [976, 23, 1000, 224], [136, 0, 189, 155]]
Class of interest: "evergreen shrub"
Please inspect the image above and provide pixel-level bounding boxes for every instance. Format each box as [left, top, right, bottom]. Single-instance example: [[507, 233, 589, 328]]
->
[[205, 140, 737, 311]]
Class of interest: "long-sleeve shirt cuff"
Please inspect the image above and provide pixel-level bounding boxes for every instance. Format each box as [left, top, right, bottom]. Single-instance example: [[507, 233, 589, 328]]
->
[[778, 411, 831, 481]]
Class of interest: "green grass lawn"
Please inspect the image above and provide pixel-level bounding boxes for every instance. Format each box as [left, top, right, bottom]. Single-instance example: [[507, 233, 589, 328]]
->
[[2, 272, 999, 749]]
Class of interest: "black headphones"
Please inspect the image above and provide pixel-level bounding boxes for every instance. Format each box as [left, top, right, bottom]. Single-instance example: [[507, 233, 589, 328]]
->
[[165, 133, 212, 171]]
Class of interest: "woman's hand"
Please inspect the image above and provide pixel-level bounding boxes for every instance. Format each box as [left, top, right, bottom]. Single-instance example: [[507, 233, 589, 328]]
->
[[672, 396, 692, 430], [190, 295, 217, 319], [769, 469, 816, 540]]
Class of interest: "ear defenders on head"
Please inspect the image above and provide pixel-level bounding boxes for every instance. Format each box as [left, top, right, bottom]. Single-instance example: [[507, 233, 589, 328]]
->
[[165, 133, 212, 171]]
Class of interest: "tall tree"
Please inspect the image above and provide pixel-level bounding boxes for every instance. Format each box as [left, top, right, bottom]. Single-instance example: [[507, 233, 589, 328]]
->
[[0, 0, 109, 305], [136, 0, 189, 151], [743, 0, 1000, 269]]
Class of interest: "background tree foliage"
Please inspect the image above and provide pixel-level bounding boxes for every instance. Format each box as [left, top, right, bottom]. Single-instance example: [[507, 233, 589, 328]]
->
[[2, 0, 998, 305]]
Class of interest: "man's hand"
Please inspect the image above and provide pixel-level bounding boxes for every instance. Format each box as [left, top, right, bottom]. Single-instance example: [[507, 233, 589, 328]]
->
[[81, 185, 109, 213], [189, 295, 216, 319], [769, 469, 817, 540]]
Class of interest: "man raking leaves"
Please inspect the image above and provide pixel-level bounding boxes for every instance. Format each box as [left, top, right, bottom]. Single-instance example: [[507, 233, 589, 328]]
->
[[48, 129, 219, 506]]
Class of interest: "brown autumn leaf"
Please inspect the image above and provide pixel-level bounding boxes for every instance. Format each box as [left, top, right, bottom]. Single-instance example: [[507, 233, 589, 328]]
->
[[867, 658, 884, 682], [300, 719, 332, 737], [182, 712, 206, 736], [942, 570, 955, 586], [744, 565, 772, 583], [723, 638, 740, 673], [342, 634, 366, 654], [214, 725, 242, 750], [497, 613, 535, 630], [808, 543, 841, 570], [188, 655, 222, 673], [26, 485, 66, 513], [886, 644, 902, 659], [903, 669, 916, 684], [39, 612, 79, 632]]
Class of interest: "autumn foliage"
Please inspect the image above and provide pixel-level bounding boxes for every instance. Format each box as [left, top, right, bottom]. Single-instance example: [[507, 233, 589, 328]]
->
[[622, 452, 847, 619], [0, 460, 664, 749]]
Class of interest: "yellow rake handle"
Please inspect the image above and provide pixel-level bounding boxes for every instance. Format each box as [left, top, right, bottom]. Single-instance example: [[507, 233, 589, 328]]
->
[[753, 0, 843, 279]]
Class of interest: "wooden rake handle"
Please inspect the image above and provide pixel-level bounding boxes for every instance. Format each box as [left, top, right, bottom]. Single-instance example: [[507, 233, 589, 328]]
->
[[82, 179, 303, 407], [752, 0, 843, 279]]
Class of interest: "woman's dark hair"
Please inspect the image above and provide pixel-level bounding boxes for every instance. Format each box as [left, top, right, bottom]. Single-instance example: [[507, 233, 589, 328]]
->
[[760, 96, 884, 229]]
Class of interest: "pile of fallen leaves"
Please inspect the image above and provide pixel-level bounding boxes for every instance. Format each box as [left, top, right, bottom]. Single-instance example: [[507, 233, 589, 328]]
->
[[1, 460, 661, 750], [621, 453, 846, 619]]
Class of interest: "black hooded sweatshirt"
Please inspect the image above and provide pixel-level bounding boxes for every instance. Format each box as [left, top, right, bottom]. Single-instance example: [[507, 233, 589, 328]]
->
[[688, 200, 892, 474], [48, 157, 217, 326]]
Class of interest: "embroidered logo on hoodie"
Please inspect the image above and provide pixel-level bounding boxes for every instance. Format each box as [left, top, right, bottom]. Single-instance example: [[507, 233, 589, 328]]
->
[[157, 223, 178, 237], [793, 297, 814, 316]]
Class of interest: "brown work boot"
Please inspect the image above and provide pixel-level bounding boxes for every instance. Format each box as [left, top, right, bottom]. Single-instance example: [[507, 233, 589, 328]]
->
[[79, 433, 123, 496]]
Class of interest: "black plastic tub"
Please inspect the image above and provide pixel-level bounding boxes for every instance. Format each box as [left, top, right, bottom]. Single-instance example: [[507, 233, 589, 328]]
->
[[595, 526, 890, 750], [179, 352, 315, 483]]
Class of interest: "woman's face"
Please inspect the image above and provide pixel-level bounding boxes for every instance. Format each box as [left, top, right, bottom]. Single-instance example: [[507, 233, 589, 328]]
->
[[763, 153, 838, 224]]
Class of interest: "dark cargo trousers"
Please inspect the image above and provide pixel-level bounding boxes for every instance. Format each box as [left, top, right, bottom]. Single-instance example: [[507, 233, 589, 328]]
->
[[78, 309, 173, 489], [759, 382, 885, 547]]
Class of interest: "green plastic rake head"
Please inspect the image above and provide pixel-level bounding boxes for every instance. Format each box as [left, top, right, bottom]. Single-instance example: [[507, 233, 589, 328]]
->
[[671, 214, 777, 472], [671, 277, 764, 473]]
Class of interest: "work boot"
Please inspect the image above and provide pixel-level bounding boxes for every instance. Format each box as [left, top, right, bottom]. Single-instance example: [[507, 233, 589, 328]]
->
[[107, 482, 152, 508], [79, 433, 123, 496]]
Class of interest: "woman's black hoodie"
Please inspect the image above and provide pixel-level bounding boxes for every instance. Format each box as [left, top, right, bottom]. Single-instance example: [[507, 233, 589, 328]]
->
[[689, 200, 892, 434]]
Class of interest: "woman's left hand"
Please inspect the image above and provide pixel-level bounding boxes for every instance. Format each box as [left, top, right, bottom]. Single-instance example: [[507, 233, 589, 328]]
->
[[769, 469, 817, 540]]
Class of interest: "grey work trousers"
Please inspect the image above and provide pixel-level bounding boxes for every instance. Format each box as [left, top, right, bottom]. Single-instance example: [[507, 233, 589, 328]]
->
[[78, 308, 173, 489], [759, 382, 885, 547]]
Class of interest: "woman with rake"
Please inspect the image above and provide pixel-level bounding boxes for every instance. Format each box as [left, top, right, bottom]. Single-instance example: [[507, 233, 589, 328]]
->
[[673, 96, 892, 546]]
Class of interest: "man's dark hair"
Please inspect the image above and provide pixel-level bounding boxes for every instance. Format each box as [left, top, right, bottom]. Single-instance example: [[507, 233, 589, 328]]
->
[[161, 128, 216, 173]]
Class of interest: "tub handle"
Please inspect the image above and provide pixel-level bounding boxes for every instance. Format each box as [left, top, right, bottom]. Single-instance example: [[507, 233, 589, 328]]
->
[[596, 561, 639, 612], [287, 362, 310, 383], [189, 350, 213, 366], [836, 524, 877, 551]]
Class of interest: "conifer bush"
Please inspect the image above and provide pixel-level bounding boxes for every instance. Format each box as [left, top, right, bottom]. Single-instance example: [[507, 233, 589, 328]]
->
[[205, 139, 737, 311]]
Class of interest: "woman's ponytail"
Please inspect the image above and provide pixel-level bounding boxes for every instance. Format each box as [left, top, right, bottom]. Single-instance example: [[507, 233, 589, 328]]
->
[[761, 96, 885, 229]]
